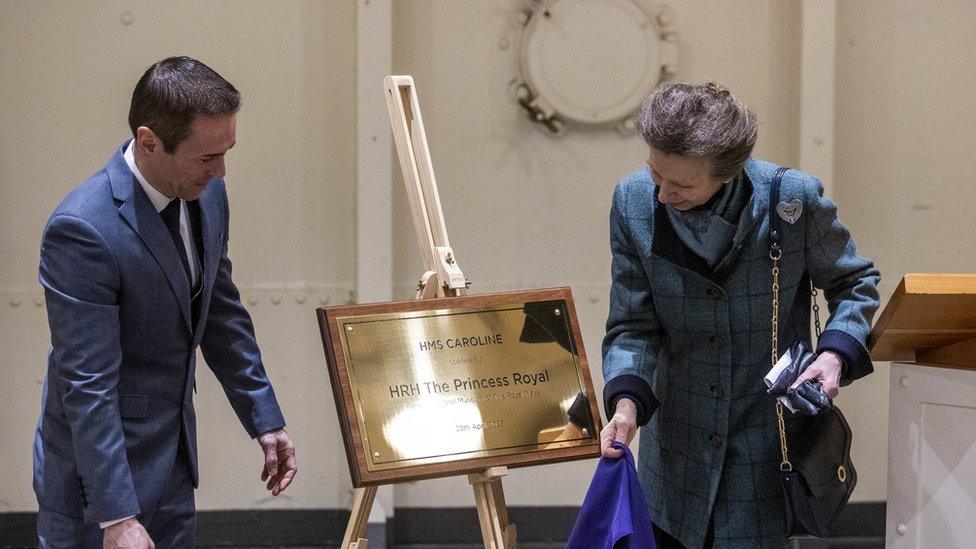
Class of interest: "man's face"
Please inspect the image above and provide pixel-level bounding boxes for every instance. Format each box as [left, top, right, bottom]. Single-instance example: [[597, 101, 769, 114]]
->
[[647, 147, 726, 211], [141, 114, 237, 200]]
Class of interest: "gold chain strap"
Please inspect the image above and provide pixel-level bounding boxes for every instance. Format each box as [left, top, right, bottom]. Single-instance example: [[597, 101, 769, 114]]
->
[[773, 264, 825, 472], [770, 248, 792, 472], [811, 283, 823, 338]]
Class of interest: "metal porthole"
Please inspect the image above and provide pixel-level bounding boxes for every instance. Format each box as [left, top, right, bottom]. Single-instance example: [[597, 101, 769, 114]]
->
[[511, 0, 678, 135]]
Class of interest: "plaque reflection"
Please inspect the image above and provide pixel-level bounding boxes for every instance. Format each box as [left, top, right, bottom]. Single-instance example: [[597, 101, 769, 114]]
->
[[519, 301, 595, 448], [338, 300, 596, 471]]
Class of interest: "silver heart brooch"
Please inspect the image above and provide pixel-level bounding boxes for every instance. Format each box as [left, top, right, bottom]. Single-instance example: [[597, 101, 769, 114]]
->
[[776, 199, 803, 224]]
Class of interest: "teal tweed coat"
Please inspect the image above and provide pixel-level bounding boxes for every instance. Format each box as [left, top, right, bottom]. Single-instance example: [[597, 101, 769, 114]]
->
[[602, 158, 880, 548]]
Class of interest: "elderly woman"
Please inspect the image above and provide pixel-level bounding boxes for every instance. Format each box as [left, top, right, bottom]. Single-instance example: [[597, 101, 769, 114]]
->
[[600, 82, 880, 548]]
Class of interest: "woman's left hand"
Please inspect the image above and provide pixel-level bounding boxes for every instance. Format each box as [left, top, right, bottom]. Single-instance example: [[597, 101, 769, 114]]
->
[[790, 350, 843, 398]]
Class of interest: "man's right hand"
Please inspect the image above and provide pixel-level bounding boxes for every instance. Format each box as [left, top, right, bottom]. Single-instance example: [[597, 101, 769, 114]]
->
[[103, 518, 154, 549], [600, 397, 638, 458]]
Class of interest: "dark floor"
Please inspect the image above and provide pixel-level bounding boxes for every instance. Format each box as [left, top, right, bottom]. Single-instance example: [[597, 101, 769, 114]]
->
[[3, 539, 886, 548], [1, 506, 887, 548], [205, 537, 886, 548]]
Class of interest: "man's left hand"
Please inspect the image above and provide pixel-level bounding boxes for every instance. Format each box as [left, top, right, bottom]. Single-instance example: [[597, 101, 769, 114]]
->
[[791, 350, 843, 399], [258, 429, 297, 496]]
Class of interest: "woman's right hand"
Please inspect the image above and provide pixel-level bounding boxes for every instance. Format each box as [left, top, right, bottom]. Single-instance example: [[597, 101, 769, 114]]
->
[[600, 397, 638, 458]]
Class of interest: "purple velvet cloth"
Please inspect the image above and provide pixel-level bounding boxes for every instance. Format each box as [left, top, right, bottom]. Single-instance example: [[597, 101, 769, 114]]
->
[[566, 442, 656, 549]]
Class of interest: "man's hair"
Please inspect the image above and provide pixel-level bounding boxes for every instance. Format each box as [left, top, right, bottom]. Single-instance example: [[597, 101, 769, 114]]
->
[[128, 56, 240, 154], [636, 82, 758, 181]]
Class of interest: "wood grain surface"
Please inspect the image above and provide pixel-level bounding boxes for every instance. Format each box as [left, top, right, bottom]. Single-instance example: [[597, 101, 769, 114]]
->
[[868, 273, 976, 369]]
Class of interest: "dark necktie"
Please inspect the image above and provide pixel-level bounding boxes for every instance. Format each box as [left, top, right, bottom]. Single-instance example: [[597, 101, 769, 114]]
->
[[160, 199, 192, 285]]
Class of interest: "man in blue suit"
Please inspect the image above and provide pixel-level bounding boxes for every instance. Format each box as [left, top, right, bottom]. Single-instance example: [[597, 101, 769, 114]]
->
[[33, 56, 298, 548]]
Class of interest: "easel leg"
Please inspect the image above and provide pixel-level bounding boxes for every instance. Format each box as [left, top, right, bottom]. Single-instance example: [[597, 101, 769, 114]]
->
[[342, 486, 377, 549], [468, 468, 517, 548]]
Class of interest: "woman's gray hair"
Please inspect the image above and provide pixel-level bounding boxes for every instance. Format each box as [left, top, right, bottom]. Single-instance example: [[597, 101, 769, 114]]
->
[[636, 82, 758, 181]]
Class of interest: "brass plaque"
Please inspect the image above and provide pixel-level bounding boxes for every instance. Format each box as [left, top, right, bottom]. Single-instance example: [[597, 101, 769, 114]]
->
[[318, 289, 601, 485]]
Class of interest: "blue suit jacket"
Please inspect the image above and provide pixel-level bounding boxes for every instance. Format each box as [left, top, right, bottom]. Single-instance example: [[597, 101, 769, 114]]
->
[[33, 142, 285, 524]]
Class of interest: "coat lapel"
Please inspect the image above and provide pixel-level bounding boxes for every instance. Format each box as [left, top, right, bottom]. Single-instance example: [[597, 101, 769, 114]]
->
[[651, 159, 775, 284], [651, 190, 720, 285], [715, 166, 766, 276], [735, 162, 771, 248], [107, 143, 193, 332]]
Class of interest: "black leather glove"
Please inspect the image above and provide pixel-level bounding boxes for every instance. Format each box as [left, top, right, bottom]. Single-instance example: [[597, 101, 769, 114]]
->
[[767, 341, 832, 416]]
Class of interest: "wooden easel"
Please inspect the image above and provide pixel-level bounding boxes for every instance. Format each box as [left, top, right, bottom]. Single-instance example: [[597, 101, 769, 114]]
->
[[339, 75, 517, 549]]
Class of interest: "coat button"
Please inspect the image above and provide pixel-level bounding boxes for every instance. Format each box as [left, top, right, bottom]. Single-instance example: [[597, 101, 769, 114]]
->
[[709, 433, 723, 447]]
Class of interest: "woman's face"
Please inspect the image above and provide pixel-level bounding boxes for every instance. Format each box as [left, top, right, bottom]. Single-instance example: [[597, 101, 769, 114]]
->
[[647, 147, 727, 211]]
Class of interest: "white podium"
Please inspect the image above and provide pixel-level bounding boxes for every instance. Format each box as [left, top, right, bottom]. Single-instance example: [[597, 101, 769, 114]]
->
[[869, 274, 976, 548]]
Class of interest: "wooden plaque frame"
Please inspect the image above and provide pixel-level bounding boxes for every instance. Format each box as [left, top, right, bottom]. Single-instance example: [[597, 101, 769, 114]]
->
[[316, 287, 602, 487]]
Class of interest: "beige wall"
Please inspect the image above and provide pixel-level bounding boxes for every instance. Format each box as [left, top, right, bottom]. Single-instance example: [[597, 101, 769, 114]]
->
[[4, 0, 972, 517], [0, 1, 357, 512], [833, 0, 976, 501]]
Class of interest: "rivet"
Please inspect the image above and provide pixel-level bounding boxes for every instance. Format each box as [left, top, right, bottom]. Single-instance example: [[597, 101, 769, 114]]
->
[[497, 37, 510, 50], [897, 523, 907, 536], [346, 325, 355, 333], [295, 295, 307, 304], [899, 376, 910, 389], [373, 451, 380, 459], [120, 11, 134, 26], [9, 299, 21, 307], [581, 428, 589, 436], [554, 309, 561, 316], [270, 295, 282, 305], [34, 298, 44, 307], [248, 297, 259, 306]]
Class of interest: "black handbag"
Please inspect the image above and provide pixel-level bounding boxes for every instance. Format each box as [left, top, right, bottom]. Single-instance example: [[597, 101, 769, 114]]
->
[[768, 167, 858, 538]]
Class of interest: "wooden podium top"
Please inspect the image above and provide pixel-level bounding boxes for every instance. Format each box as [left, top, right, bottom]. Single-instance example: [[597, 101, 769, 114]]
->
[[869, 273, 976, 369]]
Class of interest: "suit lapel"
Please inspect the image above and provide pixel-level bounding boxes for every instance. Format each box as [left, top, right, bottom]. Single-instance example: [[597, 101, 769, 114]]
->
[[108, 143, 193, 333], [191, 189, 221, 340]]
